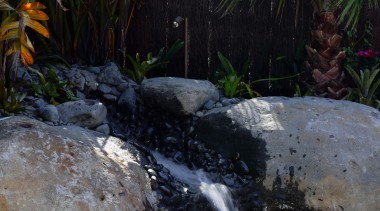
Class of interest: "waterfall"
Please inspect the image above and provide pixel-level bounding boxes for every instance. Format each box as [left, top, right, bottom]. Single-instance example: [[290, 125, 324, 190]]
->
[[152, 151, 237, 211]]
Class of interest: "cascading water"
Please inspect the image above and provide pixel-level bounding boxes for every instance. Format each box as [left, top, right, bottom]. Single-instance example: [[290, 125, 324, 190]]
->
[[152, 151, 238, 211]]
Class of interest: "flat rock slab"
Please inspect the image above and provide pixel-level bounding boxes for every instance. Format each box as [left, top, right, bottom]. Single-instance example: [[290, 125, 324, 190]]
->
[[0, 116, 156, 210], [141, 77, 219, 115], [194, 96, 380, 210]]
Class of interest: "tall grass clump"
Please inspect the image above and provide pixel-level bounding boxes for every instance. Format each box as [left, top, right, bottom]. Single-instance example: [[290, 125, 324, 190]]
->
[[41, 0, 141, 65]]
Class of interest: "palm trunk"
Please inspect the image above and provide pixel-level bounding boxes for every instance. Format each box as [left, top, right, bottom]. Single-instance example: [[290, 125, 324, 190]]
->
[[304, 7, 348, 99]]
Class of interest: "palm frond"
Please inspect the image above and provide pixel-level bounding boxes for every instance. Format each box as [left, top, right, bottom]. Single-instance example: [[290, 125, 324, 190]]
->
[[215, 0, 380, 30]]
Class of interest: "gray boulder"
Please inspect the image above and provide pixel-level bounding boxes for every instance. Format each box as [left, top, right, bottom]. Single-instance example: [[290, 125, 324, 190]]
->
[[96, 123, 110, 135], [118, 87, 137, 114], [98, 63, 126, 86], [141, 77, 219, 115], [86, 66, 101, 74], [103, 94, 118, 102], [79, 69, 98, 92], [65, 69, 85, 91], [66, 68, 98, 92], [0, 116, 156, 210], [57, 100, 107, 128], [98, 84, 113, 94], [194, 96, 380, 210], [16, 66, 32, 81], [39, 104, 59, 122]]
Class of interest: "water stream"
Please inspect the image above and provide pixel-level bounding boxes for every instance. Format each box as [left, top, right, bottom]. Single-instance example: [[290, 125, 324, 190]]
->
[[152, 151, 238, 211]]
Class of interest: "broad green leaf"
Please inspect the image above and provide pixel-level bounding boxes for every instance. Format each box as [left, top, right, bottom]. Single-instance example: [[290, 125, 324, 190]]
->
[[367, 79, 380, 103], [346, 66, 362, 91], [368, 68, 380, 88], [126, 54, 140, 72], [217, 52, 236, 74], [362, 69, 370, 96], [28, 67, 46, 85]]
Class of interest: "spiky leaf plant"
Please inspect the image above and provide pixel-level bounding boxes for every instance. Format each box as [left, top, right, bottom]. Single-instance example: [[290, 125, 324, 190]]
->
[[0, 1, 49, 66], [345, 64, 380, 107]]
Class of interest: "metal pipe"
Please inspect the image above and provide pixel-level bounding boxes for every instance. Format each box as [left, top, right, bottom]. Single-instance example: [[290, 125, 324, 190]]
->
[[172, 16, 189, 78]]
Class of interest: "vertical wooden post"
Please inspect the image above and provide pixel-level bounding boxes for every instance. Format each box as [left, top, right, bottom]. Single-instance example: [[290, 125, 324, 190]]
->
[[185, 17, 189, 78]]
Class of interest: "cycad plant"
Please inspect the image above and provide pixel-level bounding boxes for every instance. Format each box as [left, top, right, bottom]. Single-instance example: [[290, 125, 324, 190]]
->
[[304, 8, 348, 99]]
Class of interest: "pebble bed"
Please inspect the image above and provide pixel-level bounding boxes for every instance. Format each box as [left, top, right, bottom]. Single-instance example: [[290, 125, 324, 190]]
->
[[108, 99, 306, 210]]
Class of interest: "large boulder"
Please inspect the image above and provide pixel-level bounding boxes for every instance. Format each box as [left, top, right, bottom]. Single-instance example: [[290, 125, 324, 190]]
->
[[194, 96, 380, 210], [0, 116, 156, 210], [141, 77, 219, 115], [57, 99, 107, 128]]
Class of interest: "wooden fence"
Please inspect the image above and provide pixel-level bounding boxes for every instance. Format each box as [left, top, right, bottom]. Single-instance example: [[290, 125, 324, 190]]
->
[[126, 0, 380, 95]]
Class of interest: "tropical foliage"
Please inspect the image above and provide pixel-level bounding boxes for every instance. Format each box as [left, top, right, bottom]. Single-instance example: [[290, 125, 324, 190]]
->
[[0, 1, 49, 67], [345, 64, 380, 107], [125, 52, 162, 85], [0, 78, 25, 113], [216, 0, 379, 30], [216, 52, 259, 98], [125, 40, 184, 84], [0, 1, 51, 114], [29, 67, 78, 105]]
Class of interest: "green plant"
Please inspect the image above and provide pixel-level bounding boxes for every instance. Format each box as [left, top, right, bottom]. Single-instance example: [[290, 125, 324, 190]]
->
[[125, 52, 162, 85], [216, 51, 259, 98], [216, 52, 303, 98], [293, 83, 313, 97], [276, 39, 307, 76], [0, 79, 25, 114], [125, 40, 184, 84], [28, 67, 78, 105], [157, 40, 184, 70], [345, 64, 380, 107], [344, 21, 379, 71]]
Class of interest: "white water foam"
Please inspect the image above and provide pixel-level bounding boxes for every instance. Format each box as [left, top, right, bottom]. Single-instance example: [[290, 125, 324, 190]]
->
[[152, 151, 238, 211]]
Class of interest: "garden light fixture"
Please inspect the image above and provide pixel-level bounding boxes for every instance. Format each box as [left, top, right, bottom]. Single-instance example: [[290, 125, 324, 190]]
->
[[172, 16, 184, 28]]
